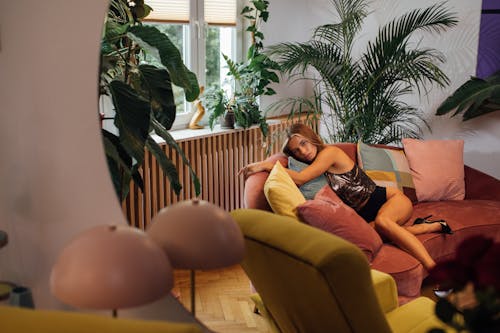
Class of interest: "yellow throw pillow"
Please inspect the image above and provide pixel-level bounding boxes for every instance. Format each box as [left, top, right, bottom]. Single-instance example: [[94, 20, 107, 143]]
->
[[264, 162, 306, 219]]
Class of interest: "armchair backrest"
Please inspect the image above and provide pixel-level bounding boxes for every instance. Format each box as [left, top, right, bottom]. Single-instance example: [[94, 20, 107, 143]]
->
[[230, 208, 393, 333]]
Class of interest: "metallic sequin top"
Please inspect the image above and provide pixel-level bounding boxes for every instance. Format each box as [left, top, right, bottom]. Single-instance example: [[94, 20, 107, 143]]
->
[[325, 165, 376, 211]]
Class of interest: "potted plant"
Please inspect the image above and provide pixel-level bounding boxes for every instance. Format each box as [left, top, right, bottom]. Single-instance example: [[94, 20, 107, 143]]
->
[[100, 0, 200, 201], [201, 0, 280, 137], [266, 0, 457, 144]]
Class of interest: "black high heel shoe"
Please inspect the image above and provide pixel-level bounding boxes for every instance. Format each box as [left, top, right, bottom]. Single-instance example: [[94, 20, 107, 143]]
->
[[413, 215, 453, 234]]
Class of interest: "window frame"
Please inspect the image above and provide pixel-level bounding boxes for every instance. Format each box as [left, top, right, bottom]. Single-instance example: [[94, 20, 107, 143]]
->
[[144, 0, 244, 130]]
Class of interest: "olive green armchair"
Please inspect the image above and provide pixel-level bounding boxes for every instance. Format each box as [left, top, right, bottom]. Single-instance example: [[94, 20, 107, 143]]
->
[[230, 209, 450, 333], [0, 306, 202, 333]]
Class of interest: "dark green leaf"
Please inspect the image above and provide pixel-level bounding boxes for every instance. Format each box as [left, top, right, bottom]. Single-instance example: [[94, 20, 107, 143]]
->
[[128, 25, 200, 101], [241, 6, 253, 14], [436, 72, 500, 121], [109, 80, 150, 166], [152, 119, 201, 196], [138, 64, 176, 129], [253, 0, 267, 11], [260, 11, 269, 22], [101, 129, 145, 201], [146, 137, 182, 195]]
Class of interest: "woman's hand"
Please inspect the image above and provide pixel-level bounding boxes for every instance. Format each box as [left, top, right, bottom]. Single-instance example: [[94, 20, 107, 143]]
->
[[238, 161, 274, 180]]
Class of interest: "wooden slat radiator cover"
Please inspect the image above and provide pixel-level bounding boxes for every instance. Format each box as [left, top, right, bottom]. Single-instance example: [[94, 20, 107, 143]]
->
[[122, 121, 288, 229]]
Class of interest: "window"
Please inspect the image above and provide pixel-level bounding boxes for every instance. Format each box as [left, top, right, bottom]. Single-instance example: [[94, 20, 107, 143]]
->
[[144, 0, 239, 130]]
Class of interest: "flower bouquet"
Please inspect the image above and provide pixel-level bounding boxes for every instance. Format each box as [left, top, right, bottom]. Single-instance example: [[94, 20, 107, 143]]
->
[[428, 235, 500, 333]]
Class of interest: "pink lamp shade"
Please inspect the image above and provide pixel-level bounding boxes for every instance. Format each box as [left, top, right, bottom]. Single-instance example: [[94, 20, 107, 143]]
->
[[146, 199, 245, 270], [50, 225, 173, 310]]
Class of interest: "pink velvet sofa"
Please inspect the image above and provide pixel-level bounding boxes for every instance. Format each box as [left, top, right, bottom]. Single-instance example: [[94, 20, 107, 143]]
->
[[243, 143, 500, 303]]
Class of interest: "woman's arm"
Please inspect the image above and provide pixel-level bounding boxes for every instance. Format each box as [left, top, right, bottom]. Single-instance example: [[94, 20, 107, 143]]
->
[[285, 146, 345, 186], [238, 160, 276, 179]]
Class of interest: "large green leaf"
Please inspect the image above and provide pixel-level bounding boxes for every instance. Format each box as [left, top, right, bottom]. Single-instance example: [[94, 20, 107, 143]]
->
[[109, 80, 150, 166], [138, 64, 176, 129], [128, 25, 200, 101], [436, 73, 500, 121], [151, 119, 201, 196], [145, 137, 182, 195], [101, 129, 144, 201]]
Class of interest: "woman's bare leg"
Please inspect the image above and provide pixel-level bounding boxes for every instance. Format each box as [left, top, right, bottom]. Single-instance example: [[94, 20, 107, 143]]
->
[[373, 187, 436, 270]]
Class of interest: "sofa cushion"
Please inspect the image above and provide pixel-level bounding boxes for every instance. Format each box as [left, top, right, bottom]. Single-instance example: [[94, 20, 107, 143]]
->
[[410, 200, 500, 263], [296, 185, 383, 262], [288, 156, 328, 199], [357, 142, 417, 203], [264, 162, 306, 219], [402, 139, 465, 202]]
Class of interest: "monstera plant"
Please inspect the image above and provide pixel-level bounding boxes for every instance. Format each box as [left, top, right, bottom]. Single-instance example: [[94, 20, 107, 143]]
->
[[100, 0, 200, 201]]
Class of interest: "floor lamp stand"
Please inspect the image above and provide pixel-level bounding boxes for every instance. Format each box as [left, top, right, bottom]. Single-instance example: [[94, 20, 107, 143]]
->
[[190, 270, 196, 315]]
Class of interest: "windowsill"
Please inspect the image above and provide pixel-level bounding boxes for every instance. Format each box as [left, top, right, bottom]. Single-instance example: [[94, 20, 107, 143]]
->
[[152, 119, 282, 143]]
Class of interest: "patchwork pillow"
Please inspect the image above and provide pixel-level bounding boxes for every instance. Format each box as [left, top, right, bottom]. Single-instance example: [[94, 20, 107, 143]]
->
[[402, 138, 465, 202], [287, 157, 328, 200], [264, 162, 306, 219], [297, 185, 383, 262], [357, 142, 417, 203]]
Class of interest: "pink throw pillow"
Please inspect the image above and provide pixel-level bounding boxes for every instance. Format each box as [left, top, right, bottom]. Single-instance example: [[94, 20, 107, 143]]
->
[[402, 139, 465, 202], [296, 185, 383, 262]]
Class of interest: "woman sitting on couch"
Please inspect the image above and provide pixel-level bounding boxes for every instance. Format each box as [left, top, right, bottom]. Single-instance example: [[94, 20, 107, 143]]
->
[[239, 123, 452, 271]]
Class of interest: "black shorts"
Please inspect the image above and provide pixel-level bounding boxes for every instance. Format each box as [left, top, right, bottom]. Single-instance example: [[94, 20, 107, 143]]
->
[[357, 186, 387, 223]]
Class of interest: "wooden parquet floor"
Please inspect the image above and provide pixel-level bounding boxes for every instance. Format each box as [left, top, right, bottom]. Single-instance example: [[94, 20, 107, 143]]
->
[[172, 265, 272, 333]]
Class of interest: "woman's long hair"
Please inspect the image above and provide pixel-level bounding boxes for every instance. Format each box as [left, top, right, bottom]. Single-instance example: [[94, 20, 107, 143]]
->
[[282, 123, 325, 158]]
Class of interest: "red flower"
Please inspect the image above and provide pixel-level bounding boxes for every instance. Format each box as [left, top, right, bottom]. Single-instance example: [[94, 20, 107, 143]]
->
[[474, 243, 500, 292], [429, 259, 470, 290], [456, 235, 494, 269]]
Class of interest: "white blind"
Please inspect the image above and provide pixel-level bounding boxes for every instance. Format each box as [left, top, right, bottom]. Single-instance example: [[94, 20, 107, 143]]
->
[[144, 0, 236, 26]]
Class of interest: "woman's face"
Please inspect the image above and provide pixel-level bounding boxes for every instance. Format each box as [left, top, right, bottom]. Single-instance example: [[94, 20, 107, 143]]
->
[[287, 135, 318, 163]]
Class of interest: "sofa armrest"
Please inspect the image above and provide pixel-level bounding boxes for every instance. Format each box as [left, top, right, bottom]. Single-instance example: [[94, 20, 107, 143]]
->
[[371, 269, 399, 314], [464, 165, 500, 201], [243, 153, 288, 210]]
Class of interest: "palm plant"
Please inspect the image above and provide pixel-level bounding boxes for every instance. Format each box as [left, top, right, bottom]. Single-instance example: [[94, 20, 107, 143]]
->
[[436, 70, 500, 121], [267, 0, 457, 144], [100, 0, 200, 201]]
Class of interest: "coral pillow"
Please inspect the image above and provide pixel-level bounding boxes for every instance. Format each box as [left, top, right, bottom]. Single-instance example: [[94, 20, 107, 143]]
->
[[264, 162, 306, 219], [296, 185, 383, 262], [402, 138, 465, 202], [288, 156, 328, 199], [357, 142, 417, 203]]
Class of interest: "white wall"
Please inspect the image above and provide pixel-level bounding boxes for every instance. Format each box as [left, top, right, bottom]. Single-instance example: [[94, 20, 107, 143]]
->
[[261, 0, 499, 178], [0, 0, 127, 309]]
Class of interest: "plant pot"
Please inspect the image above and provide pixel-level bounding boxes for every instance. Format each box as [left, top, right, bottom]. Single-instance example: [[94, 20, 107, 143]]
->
[[221, 112, 235, 129]]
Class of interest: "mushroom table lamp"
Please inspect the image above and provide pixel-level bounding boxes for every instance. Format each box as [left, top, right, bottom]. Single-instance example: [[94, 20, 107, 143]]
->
[[50, 225, 173, 317], [146, 199, 245, 315]]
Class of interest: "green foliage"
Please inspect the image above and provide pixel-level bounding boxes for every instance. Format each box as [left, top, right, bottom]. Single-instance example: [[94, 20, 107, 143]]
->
[[202, 0, 278, 137], [100, 0, 200, 201], [267, 0, 457, 144], [201, 87, 229, 130], [436, 71, 500, 121]]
